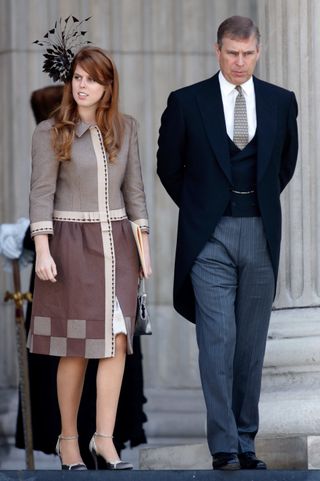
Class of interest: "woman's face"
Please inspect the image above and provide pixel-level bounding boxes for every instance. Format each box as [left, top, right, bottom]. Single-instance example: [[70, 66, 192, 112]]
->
[[72, 64, 106, 114]]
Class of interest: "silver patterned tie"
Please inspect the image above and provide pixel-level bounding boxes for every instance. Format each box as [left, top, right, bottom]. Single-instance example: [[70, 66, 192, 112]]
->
[[233, 85, 248, 150]]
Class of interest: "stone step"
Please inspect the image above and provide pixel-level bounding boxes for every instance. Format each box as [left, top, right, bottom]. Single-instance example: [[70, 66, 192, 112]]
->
[[264, 309, 320, 378], [0, 470, 320, 480], [140, 436, 320, 470], [144, 385, 320, 438], [143, 310, 320, 440], [259, 390, 320, 436]]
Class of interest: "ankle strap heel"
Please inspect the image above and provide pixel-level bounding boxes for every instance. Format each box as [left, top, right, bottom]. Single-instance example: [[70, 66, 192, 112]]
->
[[55, 434, 79, 456], [56, 434, 87, 471], [89, 432, 133, 470]]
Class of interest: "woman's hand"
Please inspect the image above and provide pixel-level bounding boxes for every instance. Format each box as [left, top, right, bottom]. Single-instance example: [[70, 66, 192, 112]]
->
[[34, 234, 57, 282], [141, 231, 152, 279]]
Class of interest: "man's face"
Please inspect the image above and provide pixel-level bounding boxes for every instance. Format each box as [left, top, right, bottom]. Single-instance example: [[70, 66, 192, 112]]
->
[[215, 34, 260, 85]]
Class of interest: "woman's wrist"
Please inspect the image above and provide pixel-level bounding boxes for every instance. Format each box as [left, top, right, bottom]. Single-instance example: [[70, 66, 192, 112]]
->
[[34, 234, 50, 253]]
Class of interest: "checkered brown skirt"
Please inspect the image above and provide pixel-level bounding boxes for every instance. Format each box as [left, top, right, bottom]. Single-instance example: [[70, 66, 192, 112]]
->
[[27, 218, 139, 358]]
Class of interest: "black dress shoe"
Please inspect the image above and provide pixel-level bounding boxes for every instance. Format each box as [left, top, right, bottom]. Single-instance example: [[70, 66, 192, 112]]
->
[[238, 452, 267, 470], [212, 452, 241, 470]]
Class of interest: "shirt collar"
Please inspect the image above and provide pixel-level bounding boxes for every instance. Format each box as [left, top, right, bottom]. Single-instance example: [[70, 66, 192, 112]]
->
[[218, 71, 254, 97], [75, 121, 95, 138]]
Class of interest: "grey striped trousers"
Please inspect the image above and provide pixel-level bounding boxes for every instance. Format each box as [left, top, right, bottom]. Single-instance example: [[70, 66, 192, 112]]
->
[[191, 216, 274, 455]]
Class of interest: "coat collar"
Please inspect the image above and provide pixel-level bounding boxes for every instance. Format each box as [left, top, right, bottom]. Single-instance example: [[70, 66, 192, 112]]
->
[[253, 76, 277, 182], [75, 121, 95, 138], [196, 73, 277, 184]]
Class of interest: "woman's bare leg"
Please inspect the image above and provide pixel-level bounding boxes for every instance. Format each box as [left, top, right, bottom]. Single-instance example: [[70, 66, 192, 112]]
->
[[57, 356, 88, 465], [95, 333, 127, 460]]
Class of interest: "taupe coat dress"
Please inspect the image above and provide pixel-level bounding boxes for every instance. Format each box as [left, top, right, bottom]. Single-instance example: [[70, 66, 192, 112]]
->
[[28, 115, 149, 359]]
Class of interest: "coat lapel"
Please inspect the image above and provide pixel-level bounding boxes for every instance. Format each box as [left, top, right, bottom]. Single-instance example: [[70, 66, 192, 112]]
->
[[196, 74, 232, 184], [254, 77, 278, 183], [196, 74, 277, 185]]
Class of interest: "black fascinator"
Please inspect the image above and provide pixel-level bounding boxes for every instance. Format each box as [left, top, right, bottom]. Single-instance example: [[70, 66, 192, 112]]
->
[[33, 16, 92, 83]]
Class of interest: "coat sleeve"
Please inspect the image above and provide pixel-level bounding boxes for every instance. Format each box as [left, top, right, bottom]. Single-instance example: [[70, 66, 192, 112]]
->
[[157, 92, 186, 207], [279, 92, 298, 192], [122, 117, 149, 232], [29, 121, 60, 238]]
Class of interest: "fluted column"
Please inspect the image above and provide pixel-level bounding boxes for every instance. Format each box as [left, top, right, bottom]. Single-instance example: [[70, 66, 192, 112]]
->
[[258, 0, 320, 308]]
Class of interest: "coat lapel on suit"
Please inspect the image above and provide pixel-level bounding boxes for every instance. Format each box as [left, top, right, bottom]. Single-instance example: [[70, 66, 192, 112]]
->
[[254, 76, 278, 183], [196, 74, 232, 184], [196, 74, 277, 185]]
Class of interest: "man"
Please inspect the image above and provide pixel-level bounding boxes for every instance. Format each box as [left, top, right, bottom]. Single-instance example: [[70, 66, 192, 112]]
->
[[157, 16, 298, 471]]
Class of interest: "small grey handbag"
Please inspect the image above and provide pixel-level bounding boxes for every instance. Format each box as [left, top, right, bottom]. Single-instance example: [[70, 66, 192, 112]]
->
[[135, 279, 152, 335]]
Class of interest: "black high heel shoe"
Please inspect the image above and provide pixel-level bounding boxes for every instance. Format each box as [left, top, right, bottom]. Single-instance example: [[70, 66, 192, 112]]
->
[[56, 434, 87, 470], [89, 432, 133, 470]]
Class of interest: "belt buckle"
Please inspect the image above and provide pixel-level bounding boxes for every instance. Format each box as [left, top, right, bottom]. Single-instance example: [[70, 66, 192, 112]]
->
[[231, 189, 255, 195]]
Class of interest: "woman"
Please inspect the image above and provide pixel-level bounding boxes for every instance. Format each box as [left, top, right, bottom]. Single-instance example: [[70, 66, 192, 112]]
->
[[16, 85, 148, 469], [28, 46, 152, 470]]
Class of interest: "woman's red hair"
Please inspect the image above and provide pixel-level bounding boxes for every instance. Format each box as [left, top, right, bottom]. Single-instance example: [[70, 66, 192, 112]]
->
[[52, 46, 124, 163]]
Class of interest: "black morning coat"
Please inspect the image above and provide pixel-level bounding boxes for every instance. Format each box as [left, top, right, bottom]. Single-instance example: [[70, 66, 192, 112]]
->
[[157, 72, 298, 324]]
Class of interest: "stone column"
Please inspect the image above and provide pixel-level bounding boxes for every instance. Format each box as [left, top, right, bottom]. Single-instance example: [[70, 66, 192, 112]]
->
[[254, 0, 320, 448], [258, 0, 320, 308]]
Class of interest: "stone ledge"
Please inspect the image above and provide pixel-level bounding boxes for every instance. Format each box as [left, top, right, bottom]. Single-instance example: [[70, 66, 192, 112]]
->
[[140, 436, 320, 470], [144, 385, 320, 439], [2, 471, 320, 480]]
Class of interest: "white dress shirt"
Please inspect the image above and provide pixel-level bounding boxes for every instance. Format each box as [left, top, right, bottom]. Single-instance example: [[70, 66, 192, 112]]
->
[[218, 71, 257, 142]]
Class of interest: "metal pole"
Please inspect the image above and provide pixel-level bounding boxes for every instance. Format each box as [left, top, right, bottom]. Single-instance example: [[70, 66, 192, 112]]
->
[[4, 259, 34, 469]]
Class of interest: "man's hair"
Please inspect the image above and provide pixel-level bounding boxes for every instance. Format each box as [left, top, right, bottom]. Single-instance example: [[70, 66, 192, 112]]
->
[[217, 16, 260, 48]]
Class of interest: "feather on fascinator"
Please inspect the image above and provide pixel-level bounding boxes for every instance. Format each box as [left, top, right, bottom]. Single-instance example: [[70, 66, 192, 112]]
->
[[33, 16, 92, 83]]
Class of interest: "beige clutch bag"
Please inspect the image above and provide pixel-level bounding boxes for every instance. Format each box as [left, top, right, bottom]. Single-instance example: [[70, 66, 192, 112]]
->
[[130, 221, 147, 277]]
